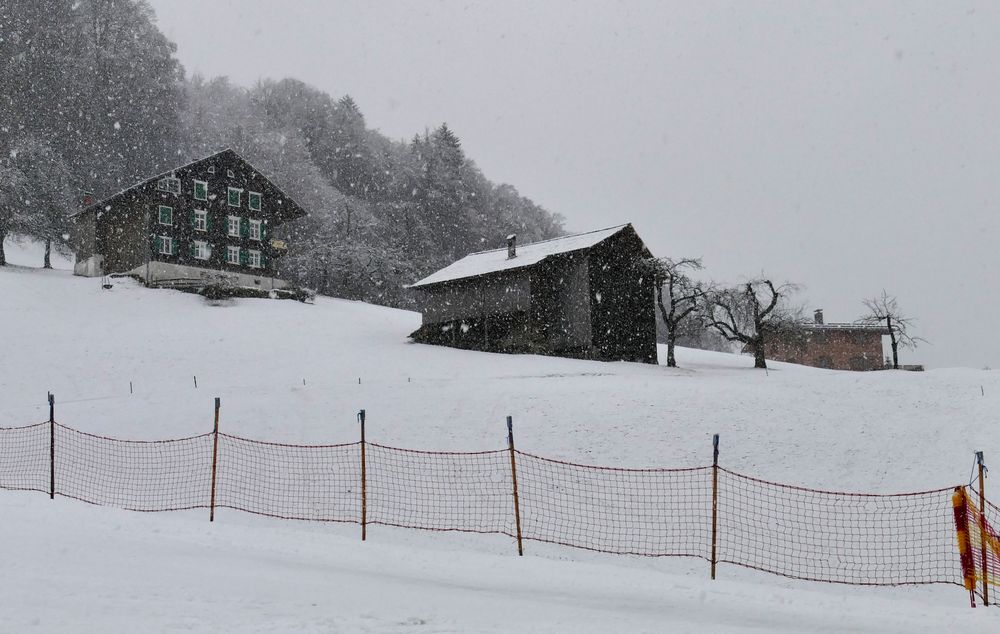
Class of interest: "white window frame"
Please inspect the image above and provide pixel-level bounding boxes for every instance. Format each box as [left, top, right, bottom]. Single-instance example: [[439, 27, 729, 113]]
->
[[248, 191, 262, 211], [157, 177, 180, 194], [227, 187, 243, 207], [194, 209, 208, 232], [249, 219, 262, 241], [227, 246, 240, 265], [193, 180, 208, 201], [193, 240, 211, 261], [158, 205, 173, 226], [158, 235, 173, 255], [247, 249, 262, 269], [227, 215, 241, 237]]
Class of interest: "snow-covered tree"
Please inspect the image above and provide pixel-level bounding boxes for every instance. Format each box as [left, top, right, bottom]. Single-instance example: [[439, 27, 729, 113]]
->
[[705, 278, 801, 369], [859, 290, 925, 369], [642, 257, 706, 367]]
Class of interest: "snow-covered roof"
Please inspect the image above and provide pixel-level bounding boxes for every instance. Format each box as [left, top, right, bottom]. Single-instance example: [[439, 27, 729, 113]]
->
[[409, 224, 634, 289], [70, 149, 306, 222]]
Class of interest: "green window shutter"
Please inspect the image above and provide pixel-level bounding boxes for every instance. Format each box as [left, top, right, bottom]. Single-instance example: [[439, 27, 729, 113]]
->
[[171, 239, 178, 256], [153, 236, 160, 253], [189, 209, 195, 227], [206, 213, 213, 232], [261, 252, 268, 269], [261, 221, 267, 240], [240, 217, 249, 238], [188, 242, 195, 258], [239, 248, 248, 266]]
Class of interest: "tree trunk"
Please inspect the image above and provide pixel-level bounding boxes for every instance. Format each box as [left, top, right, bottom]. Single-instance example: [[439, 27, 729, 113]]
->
[[887, 316, 898, 369], [43, 238, 52, 269], [0, 229, 6, 266], [666, 332, 676, 368], [753, 342, 768, 369]]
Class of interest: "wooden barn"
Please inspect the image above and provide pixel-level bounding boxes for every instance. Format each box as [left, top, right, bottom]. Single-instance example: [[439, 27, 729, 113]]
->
[[408, 224, 658, 364]]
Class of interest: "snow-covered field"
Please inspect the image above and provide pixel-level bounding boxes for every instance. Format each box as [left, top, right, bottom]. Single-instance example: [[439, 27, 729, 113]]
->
[[2, 238, 997, 631]]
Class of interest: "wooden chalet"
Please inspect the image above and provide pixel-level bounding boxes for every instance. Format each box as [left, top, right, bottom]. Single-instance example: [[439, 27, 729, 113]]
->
[[72, 149, 307, 290], [408, 224, 658, 364]]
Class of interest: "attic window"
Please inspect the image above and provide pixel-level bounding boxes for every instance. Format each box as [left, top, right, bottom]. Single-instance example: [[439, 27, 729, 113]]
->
[[227, 169, 235, 178], [193, 180, 208, 201], [157, 177, 180, 194], [207, 166, 216, 174]]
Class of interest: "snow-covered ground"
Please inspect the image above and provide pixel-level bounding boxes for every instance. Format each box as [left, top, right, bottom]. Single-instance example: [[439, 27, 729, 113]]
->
[[2, 237, 997, 631]]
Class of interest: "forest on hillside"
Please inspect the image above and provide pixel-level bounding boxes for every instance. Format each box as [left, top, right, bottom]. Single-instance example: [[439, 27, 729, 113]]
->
[[0, 0, 565, 306]]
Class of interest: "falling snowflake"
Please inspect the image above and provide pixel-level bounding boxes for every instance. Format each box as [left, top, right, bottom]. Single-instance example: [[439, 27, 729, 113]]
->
[[113, 121, 121, 130]]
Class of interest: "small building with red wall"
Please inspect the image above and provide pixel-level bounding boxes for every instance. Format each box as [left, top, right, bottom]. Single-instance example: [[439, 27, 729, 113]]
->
[[765, 309, 889, 371]]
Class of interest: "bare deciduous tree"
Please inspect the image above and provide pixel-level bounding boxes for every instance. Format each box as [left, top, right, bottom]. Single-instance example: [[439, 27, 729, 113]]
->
[[859, 290, 925, 369], [643, 257, 705, 367], [705, 278, 801, 369]]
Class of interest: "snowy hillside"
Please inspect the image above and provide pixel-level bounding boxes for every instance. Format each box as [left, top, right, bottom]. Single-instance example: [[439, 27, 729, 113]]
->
[[2, 238, 997, 631], [2, 239, 995, 491]]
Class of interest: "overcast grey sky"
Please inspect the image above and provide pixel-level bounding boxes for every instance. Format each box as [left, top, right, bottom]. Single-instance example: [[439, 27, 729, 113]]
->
[[149, 0, 1000, 369]]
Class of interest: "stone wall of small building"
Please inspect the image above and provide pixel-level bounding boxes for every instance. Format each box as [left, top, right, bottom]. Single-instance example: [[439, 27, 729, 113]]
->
[[767, 329, 885, 371]]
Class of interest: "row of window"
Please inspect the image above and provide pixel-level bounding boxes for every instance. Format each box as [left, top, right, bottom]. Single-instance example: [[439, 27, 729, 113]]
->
[[155, 236, 264, 269], [158, 177, 262, 211], [158, 206, 265, 240]]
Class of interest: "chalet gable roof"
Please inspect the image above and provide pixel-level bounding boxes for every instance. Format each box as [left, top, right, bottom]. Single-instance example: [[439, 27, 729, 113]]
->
[[71, 148, 307, 223], [409, 223, 643, 289]]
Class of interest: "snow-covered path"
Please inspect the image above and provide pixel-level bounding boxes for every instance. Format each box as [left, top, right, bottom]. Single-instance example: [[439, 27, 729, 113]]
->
[[0, 491, 989, 633]]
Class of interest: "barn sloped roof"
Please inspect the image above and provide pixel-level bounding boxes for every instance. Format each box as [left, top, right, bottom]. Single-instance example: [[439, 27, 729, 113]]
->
[[409, 223, 634, 289]]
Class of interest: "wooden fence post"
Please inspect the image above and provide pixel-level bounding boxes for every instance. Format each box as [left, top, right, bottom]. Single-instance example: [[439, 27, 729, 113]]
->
[[711, 433, 719, 580], [359, 409, 367, 541], [209, 397, 220, 522], [48, 393, 55, 500], [507, 415, 524, 556], [977, 451, 989, 606]]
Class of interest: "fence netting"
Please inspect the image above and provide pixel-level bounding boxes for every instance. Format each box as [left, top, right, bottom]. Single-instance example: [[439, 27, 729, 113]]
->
[[0, 422, 48, 494], [717, 468, 961, 586], [366, 443, 515, 535], [3, 420, 997, 595], [215, 434, 360, 522], [515, 452, 713, 557], [54, 423, 214, 511]]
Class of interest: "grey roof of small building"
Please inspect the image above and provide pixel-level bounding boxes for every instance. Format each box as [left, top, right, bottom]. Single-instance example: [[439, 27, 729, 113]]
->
[[799, 322, 891, 334], [408, 223, 633, 289]]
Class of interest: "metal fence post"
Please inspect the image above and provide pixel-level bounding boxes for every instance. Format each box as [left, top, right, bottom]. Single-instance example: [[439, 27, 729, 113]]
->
[[48, 393, 55, 500], [711, 433, 719, 580], [977, 451, 989, 606], [209, 397, 220, 521], [507, 415, 524, 556], [359, 409, 367, 541]]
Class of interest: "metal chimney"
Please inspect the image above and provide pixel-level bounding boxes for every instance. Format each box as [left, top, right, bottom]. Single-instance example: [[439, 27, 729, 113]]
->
[[506, 234, 517, 259], [814, 308, 824, 324]]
